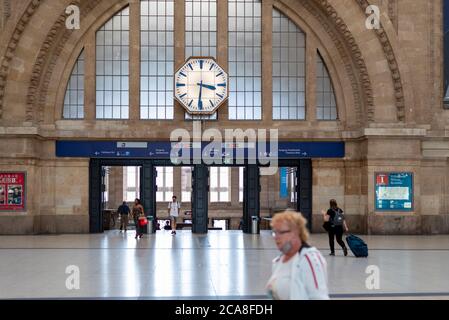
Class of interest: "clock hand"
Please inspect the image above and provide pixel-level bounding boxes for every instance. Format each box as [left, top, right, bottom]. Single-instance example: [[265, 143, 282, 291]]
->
[[197, 83, 216, 90], [198, 80, 203, 110]]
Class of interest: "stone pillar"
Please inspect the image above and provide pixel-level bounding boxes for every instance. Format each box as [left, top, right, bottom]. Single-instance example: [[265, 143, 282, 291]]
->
[[84, 31, 96, 120], [231, 167, 240, 207], [173, 166, 182, 202], [306, 36, 317, 122], [217, 0, 228, 120], [192, 164, 209, 233], [260, 172, 274, 212], [272, 168, 281, 210], [243, 165, 260, 233], [174, 0, 185, 121], [261, 0, 273, 124], [129, 0, 141, 120], [108, 167, 124, 209]]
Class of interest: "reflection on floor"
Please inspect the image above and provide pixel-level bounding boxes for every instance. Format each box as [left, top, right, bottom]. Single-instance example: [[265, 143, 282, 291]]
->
[[0, 230, 449, 299]]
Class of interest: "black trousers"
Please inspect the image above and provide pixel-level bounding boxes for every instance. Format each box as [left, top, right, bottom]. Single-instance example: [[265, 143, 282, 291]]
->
[[328, 226, 346, 253]]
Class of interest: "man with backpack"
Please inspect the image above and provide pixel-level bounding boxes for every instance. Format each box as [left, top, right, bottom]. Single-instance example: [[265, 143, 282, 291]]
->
[[322, 199, 349, 256]]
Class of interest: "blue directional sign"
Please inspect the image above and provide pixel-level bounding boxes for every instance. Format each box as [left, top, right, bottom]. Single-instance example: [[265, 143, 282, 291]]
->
[[56, 141, 345, 159], [280, 167, 288, 198]]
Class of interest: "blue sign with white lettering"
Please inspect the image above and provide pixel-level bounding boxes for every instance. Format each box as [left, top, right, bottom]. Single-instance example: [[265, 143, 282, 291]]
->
[[280, 168, 288, 198], [56, 141, 344, 160], [375, 172, 413, 211]]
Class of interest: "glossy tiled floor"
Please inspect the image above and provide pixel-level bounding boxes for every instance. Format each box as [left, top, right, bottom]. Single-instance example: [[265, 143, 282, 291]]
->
[[1, 230, 449, 299]]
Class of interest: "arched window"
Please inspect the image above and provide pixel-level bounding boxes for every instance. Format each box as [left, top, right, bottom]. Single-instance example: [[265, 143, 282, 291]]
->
[[62, 1, 340, 123], [316, 52, 337, 120], [95, 7, 130, 119], [228, 0, 262, 120], [63, 50, 84, 119], [272, 9, 305, 120], [141, 0, 174, 120]]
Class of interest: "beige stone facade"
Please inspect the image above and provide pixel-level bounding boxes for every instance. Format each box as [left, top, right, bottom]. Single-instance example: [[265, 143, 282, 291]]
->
[[1, 0, 449, 235]]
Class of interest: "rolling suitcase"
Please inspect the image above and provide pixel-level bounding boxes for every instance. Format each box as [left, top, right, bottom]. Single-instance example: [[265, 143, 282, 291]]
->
[[345, 234, 368, 257]]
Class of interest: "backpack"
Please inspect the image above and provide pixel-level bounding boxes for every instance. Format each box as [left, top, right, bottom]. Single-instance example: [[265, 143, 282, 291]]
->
[[332, 208, 344, 226]]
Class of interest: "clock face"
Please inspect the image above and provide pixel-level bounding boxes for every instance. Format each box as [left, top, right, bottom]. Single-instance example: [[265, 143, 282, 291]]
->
[[174, 57, 228, 115]]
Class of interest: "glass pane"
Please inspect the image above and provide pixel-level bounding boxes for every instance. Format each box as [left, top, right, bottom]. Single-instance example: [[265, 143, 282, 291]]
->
[[63, 51, 85, 119], [316, 52, 337, 120], [127, 192, 136, 202], [228, 0, 261, 120], [141, 0, 175, 120], [182, 192, 191, 202], [221, 191, 229, 202]]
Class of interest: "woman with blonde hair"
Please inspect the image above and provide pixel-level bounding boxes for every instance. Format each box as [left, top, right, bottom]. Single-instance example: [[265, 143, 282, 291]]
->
[[266, 211, 329, 300]]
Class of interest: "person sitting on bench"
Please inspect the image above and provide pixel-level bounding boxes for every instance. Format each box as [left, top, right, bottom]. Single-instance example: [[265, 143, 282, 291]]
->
[[163, 221, 171, 231]]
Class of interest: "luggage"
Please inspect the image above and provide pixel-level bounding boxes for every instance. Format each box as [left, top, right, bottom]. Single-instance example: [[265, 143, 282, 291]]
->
[[138, 217, 148, 227], [345, 234, 368, 257]]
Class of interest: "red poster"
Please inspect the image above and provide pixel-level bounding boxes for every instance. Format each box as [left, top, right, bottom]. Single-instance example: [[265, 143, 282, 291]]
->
[[0, 172, 26, 211]]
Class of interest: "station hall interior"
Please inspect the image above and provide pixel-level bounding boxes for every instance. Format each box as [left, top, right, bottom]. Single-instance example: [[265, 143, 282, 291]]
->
[[100, 165, 299, 232], [2, 0, 449, 300]]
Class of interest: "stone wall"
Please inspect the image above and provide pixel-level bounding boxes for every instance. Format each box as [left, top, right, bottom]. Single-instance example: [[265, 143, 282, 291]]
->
[[1, 0, 449, 234]]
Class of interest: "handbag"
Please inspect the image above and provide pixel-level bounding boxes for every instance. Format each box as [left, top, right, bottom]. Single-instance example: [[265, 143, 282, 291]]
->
[[138, 216, 148, 226], [322, 211, 330, 231]]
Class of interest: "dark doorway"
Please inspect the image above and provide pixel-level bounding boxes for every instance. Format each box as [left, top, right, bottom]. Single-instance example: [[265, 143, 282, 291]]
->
[[89, 158, 313, 233]]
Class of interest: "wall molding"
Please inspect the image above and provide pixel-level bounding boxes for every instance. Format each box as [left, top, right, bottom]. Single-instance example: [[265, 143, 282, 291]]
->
[[298, 0, 374, 125], [0, 0, 41, 120], [356, 0, 406, 122], [1, 0, 12, 28], [388, 0, 398, 32], [2, 0, 407, 124], [26, 0, 102, 123]]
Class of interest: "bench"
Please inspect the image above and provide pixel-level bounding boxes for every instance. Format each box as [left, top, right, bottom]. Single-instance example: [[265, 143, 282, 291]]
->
[[176, 223, 193, 229]]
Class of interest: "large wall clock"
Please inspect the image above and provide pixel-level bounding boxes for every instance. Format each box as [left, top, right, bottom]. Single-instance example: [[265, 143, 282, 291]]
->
[[174, 57, 228, 115]]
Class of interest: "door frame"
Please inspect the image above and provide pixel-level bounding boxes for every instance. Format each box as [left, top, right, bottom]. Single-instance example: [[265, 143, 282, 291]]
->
[[89, 158, 313, 233]]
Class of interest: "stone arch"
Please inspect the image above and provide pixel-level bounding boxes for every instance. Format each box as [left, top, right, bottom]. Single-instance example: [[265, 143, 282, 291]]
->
[[51, 0, 361, 127], [1, 0, 411, 127], [355, 0, 415, 123], [297, 0, 375, 125], [0, 0, 41, 121], [47, 0, 366, 127], [27, 0, 126, 124]]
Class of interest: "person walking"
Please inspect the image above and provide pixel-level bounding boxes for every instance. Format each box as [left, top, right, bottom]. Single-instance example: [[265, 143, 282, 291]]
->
[[117, 201, 130, 232], [167, 195, 180, 235], [266, 211, 329, 300], [322, 199, 349, 256], [132, 198, 145, 239]]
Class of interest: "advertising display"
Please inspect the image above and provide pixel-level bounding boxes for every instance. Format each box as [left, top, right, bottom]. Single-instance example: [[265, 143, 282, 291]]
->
[[0, 172, 26, 211], [279, 167, 288, 198], [375, 172, 413, 211]]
